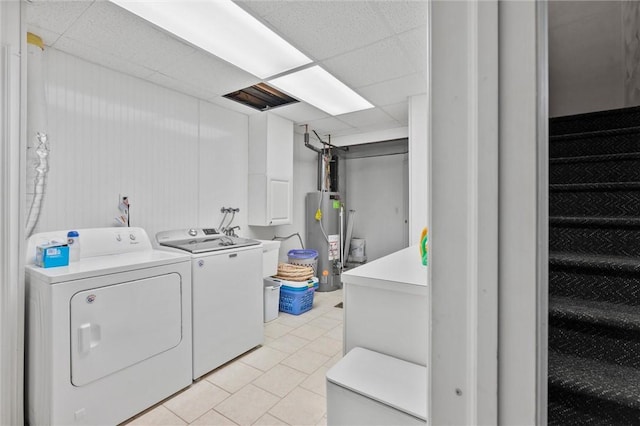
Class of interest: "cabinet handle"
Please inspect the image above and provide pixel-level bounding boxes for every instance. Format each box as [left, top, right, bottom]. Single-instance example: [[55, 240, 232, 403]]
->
[[229, 253, 237, 258]]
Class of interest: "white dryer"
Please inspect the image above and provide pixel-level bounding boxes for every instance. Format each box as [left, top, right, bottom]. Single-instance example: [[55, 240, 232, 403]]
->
[[25, 227, 192, 426]]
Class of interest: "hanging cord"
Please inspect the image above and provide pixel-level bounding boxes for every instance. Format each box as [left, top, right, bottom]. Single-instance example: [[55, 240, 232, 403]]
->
[[25, 132, 49, 237], [272, 232, 305, 249], [123, 197, 130, 227]]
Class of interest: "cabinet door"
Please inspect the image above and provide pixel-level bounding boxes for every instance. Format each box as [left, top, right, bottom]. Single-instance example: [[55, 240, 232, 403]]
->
[[248, 113, 294, 226], [269, 178, 292, 225]]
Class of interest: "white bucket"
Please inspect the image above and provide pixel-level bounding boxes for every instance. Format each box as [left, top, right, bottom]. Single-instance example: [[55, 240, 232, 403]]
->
[[349, 239, 366, 262], [264, 281, 281, 322]]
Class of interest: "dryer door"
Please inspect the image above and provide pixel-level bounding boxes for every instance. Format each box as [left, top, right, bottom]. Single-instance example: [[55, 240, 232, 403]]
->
[[70, 273, 182, 386]]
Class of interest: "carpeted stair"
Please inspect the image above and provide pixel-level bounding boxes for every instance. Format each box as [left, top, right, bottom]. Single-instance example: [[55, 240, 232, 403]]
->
[[549, 106, 640, 424]]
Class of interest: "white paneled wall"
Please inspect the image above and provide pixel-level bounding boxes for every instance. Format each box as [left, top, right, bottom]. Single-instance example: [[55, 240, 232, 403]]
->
[[34, 48, 248, 241], [549, 1, 634, 116], [345, 153, 409, 262], [199, 101, 249, 231]]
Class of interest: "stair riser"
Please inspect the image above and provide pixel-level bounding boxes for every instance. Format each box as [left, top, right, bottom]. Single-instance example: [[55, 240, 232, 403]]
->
[[550, 190, 640, 217], [551, 132, 640, 158], [550, 226, 640, 257], [548, 386, 640, 425], [550, 158, 640, 184], [549, 322, 640, 369], [550, 269, 640, 306], [550, 107, 640, 135]]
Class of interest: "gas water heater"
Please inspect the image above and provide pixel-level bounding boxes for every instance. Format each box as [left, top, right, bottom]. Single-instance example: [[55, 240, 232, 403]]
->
[[305, 191, 342, 292], [303, 127, 345, 292]]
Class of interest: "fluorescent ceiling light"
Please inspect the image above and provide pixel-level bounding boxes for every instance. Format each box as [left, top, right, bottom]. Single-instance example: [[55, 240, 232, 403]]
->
[[109, 0, 312, 79], [268, 66, 374, 116]]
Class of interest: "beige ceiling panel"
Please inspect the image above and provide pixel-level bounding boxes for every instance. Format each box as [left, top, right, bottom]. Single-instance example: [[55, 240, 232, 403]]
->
[[373, 0, 428, 35], [358, 73, 427, 107], [381, 102, 409, 124], [26, 0, 93, 36], [63, 2, 196, 71], [397, 26, 428, 74], [259, 1, 393, 61], [322, 36, 417, 89], [51, 39, 156, 81], [271, 102, 330, 125], [336, 107, 395, 129], [157, 51, 259, 97]]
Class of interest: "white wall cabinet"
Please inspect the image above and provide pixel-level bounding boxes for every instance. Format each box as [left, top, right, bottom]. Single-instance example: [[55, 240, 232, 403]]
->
[[248, 113, 294, 226]]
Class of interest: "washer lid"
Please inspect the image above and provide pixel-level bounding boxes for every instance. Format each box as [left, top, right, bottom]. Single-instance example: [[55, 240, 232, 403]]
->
[[159, 236, 260, 254], [326, 347, 427, 421]]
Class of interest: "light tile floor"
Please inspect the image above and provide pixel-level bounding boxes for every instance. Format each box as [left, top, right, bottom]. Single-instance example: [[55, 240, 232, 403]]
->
[[124, 289, 344, 426]]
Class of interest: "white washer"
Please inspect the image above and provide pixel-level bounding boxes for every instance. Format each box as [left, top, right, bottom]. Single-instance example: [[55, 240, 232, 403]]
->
[[25, 227, 192, 426], [157, 228, 264, 379]]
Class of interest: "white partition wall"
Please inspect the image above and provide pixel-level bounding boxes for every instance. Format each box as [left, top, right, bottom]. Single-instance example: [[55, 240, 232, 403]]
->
[[499, 2, 549, 424], [0, 1, 25, 424], [409, 94, 428, 245], [429, 1, 498, 424], [34, 49, 249, 239]]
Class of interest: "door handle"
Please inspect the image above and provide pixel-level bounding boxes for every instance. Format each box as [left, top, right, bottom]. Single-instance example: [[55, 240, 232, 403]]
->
[[78, 323, 101, 354]]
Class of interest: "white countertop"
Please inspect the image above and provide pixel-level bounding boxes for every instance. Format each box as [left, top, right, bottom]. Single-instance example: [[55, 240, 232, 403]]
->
[[326, 347, 427, 421], [342, 245, 427, 294]]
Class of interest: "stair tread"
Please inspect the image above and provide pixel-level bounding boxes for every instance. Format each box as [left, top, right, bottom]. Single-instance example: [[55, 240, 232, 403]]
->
[[550, 216, 640, 227], [550, 126, 640, 142], [550, 152, 640, 164], [549, 351, 640, 409], [547, 398, 630, 426], [550, 296, 640, 331], [550, 252, 640, 273], [550, 182, 640, 192]]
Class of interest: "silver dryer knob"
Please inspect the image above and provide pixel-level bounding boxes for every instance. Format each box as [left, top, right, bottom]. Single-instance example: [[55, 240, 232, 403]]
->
[[188, 228, 198, 237]]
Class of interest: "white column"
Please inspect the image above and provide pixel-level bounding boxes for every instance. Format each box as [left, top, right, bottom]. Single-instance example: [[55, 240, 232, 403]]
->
[[408, 93, 428, 245], [498, 2, 548, 424], [0, 1, 25, 425], [429, 0, 498, 424]]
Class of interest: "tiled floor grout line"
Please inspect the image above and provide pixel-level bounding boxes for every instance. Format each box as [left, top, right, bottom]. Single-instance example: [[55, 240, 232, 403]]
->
[[126, 290, 342, 426]]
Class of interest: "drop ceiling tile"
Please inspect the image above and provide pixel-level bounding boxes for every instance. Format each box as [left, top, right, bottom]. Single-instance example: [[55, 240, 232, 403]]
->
[[51, 38, 157, 80], [358, 73, 427, 107], [147, 72, 219, 101], [260, 1, 393, 61], [322, 36, 417, 89], [26, 0, 93, 36], [373, 0, 428, 35], [270, 102, 329, 125], [156, 51, 260, 97], [208, 96, 258, 116], [304, 117, 354, 137], [26, 25, 62, 47], [336, 107, 395, 129], [356, 120, 404, 135], [397, 26, 428, 73], [235, 0, 288, 18], [381, 102, 409, 125], [63, 1, 196, 72]]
